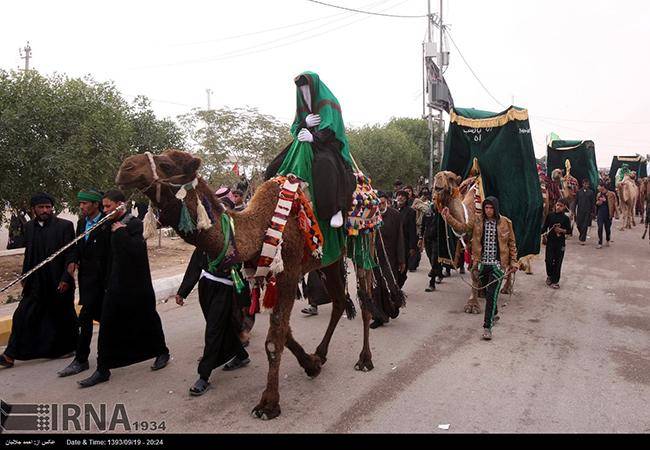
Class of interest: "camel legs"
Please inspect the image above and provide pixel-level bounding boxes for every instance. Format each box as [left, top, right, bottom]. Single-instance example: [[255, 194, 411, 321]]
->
[[500, 272, 513, 295], [464, 268, 481, 314], [353, 267, 374, 372], [251, 277, 295, 421], [313, 258, 347, 364], [285, 330, 322, 378]]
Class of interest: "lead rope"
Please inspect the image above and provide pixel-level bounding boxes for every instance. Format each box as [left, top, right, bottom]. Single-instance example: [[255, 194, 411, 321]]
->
[[0, 206, 125, 293], [1, 155, 174, 294], [442, 216, 508, 291]]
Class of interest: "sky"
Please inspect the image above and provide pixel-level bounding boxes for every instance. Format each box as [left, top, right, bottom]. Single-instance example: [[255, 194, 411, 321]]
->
[[2, 0, 650, 168]]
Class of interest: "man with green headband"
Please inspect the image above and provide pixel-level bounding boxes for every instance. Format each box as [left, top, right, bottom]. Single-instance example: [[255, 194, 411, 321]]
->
[[266, 71, 356, 266], [59, 189, 112, 377]]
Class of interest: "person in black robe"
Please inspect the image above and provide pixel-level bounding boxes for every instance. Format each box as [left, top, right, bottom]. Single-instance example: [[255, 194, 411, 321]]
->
[[370, 192, 406, 329], [175, 249, 250, 396], [58, 189, 112, 377], [78, 190, 170, 388], [0, 193, 78, 369], [575, 179, 595, 244], [420, 202, 443, 292], [300, 271, 332, 316], [395, 190, 417, 288]]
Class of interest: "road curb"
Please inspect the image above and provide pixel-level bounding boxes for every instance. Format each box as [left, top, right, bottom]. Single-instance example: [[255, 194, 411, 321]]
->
[[0, 272, 186, 347]]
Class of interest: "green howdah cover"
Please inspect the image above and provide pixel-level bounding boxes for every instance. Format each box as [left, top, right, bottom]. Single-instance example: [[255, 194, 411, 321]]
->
[[608, 156, 648, 190], [440, 106, 543, 261], [546, 140, 599, 191]]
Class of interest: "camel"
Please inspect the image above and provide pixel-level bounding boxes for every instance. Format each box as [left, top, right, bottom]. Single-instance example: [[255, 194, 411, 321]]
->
[[433, 171, 484, 313], [115, 149, 375, 420], [551, 168, 578, 222], [616, 173, 639, 230], [639, 177, 650, 224]]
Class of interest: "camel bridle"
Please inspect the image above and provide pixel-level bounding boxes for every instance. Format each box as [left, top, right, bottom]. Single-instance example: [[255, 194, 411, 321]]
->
[[144, 151, 199, 204]]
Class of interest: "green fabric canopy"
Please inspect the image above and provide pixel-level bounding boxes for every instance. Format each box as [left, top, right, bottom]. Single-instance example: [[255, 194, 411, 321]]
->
[[608, 155, 647, 190], [277, 71, 352, 266], [546, 140, 599, 190], [440, 106, 543, 261]]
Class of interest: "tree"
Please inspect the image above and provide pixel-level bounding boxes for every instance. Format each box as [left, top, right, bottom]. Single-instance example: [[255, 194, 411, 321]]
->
[[348, 125, 426, 191], [177, 106, 290, 190], [0, 70, 185, 222], [386, 117, 443, 168]]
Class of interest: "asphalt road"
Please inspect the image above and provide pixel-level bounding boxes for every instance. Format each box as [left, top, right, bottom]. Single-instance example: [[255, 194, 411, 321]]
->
[[1, 220, 649, 433]]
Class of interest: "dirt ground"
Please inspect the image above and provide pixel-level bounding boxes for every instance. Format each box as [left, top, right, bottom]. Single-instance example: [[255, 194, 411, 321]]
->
[[0, 233, 194, 305]]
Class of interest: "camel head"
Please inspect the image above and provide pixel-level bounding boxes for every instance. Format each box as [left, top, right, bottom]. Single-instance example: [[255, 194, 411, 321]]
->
[[551, 168, 563, 182], [432, 170, 461, 207], [116, 149, 202, 193]]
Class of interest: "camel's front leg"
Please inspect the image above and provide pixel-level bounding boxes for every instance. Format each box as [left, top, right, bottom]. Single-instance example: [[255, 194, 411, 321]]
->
[[314, 259, 347, 364], [500, 272, 513, 295], [464, 268, 481, 314], [251, 281, 295, 421], [286, 330, 322, 378], [354, 268, 373, 372], [354, 302, 374, 372]]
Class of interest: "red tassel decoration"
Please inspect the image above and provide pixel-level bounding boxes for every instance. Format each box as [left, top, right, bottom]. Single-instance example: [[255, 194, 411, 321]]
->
[[249, 287, 260, 316], [262, 277, 278, 310]]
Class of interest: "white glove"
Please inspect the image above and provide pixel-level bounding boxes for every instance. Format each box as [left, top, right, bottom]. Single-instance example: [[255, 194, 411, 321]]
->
[[297, 128, 314, 143], [305, 114, 321, 128]]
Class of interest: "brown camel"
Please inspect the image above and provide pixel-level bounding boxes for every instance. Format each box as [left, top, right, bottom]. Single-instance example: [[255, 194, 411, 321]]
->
[[115, 149, 375, 420], [433, 171, 483, 313], [551, 168, 578, 222], [616, 173, 638, 230]]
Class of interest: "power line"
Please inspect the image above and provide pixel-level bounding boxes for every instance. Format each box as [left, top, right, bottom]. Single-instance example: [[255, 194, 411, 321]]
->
[[532, 115, 650, 125], [166, 0, 394, 48], [168, 10, 350, 47], [305, 0, 426, 18], [444, 29, 506, 109], [131, 0, 406, 70]]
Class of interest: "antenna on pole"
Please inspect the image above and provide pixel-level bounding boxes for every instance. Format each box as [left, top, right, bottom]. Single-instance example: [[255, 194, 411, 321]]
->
[[19, 41, 32, 71]]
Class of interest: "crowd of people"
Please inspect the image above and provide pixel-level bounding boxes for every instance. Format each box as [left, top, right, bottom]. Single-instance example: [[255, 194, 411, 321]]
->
[[0, 167, 644, 395]]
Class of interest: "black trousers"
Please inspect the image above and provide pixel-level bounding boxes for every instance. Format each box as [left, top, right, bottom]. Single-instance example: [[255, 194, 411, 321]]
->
[[197, 278, 248, 380], [424, 237, 441, 288], [597, 214, 611, 245], [479, 264, 505, 330], [75, 301, 101, 363], [407, 250, 421, 271], [545, 243, 565, 284]]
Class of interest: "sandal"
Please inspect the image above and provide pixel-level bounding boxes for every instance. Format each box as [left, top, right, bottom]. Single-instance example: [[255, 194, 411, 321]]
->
[[223, 356, 250, 371], [0, 354, 14, 369], [189, 378, 211, 396]]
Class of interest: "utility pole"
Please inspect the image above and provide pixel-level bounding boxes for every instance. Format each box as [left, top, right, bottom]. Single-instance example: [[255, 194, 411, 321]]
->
[[19, 42, 32, 71], [426, 0, 434, 186], [423, 0, 448, 187], [206, 88, 213, 111], [438, 0, 445, 174]]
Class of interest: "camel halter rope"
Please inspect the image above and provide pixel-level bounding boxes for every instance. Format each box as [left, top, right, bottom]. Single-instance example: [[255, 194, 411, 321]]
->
[[440, 197, 515, 293], [0, 206, 124, 294], [0, 153, 189, 294]]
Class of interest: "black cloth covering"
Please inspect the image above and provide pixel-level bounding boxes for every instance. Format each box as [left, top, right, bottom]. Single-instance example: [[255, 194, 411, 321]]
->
[[265, 127, 356, 221], [97, 214, 168, 370], [177, 249, 248, 379], [395, 204, 417, 288], [303, 271, 332, 307], [74, 215, 112, 363], [5, 217, 78, 360], [421, 204, 443, 287], [372, 207, 405, 322], [575, 188, 595, 242]]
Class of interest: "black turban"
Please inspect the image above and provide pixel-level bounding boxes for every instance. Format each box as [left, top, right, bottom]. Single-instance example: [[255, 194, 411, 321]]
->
[[30, 192, 55, 207]]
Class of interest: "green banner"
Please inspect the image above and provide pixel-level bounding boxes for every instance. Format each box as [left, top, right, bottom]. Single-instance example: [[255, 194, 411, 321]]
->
[[546, 140, 599, 191], [608, 155, 648, 190], [441, 106, 543, 259]]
